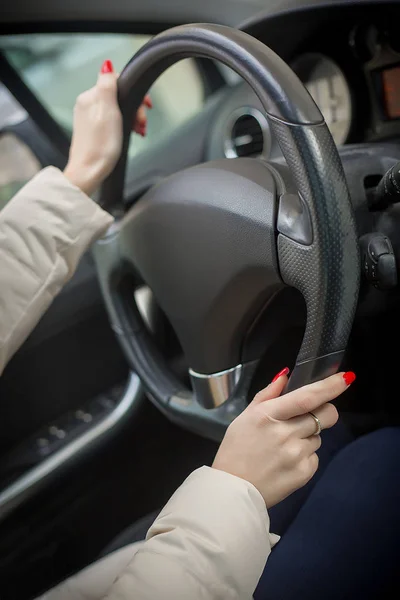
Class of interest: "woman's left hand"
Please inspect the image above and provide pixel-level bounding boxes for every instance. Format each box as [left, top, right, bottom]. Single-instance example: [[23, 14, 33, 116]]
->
[[64, 59, 151, 196]]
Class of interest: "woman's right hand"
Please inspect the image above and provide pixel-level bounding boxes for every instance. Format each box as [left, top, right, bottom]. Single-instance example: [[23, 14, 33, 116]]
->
[[212, 369, 355, 508]]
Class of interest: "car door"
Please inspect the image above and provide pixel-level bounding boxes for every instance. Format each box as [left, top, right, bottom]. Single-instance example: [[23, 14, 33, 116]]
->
[[0, 31, 205, 451], [0, 28, 214, 598]]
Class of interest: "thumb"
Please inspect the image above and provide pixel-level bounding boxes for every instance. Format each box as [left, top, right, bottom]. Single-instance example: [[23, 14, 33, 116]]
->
[[251, 368, 289, 405]]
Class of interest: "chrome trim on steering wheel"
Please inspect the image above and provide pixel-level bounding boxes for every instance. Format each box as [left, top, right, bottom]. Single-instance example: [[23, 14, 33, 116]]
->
[[189, 364, 243, 408]]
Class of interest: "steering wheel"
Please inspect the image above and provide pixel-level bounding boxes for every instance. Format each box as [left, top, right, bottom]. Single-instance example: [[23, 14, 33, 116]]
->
[[94, 24, 360, 441]]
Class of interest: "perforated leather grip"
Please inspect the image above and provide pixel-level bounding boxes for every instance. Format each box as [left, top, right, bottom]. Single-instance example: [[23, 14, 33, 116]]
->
[[271, 119, 360, 367]]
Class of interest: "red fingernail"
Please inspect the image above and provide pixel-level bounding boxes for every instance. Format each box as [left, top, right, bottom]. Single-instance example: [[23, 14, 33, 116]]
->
[[272, 367, 290, 383], [101, 59, 113, 74], [343, 371, 356, 386]]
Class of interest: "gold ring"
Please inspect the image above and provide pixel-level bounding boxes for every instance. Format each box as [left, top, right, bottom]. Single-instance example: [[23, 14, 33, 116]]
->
[[309, 412, 322, 436]]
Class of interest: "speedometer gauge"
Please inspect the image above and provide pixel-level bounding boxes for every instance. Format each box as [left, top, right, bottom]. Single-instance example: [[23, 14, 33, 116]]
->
[[292, 53, 352, 145]]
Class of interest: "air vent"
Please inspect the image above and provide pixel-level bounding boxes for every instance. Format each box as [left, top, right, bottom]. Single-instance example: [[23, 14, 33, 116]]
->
[[224, 108, 267, 159]]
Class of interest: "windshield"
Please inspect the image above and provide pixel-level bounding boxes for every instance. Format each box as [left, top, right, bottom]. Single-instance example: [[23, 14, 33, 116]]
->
[[2, 33, 206, 159]]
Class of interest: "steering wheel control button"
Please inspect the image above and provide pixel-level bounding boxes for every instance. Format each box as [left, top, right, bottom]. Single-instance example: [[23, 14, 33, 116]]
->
[[277, 193, 313, 246], [360, 233, 397, 290]]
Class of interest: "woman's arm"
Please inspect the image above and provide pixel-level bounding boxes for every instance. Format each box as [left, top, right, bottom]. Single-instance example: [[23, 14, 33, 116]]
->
[[0, 167, 113, 374], [40, 467, 277, 600], [40, 337, 352, 598], [106, 467, 277, 600], [100, 373, 350, 600], [0, 61, 150, 374]]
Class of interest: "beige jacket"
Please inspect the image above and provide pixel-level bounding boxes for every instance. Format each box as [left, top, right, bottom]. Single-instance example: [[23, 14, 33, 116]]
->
[[1, 167, 278, 599]]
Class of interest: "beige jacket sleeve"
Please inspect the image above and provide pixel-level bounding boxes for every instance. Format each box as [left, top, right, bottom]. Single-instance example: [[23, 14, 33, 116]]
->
[[105, 467, 278, 600], [0, 166, 113, 374], [43, 467, 278, 600]]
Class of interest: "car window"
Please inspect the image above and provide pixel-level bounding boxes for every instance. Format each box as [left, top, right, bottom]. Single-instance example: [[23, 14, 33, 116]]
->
[[1, 34, 205, 159], [0, 85, 41, 209], [0, 132, 41, 210]]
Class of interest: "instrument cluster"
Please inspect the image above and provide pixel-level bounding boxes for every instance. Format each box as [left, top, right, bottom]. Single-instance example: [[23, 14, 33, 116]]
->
[[291, 21, 400, 144]]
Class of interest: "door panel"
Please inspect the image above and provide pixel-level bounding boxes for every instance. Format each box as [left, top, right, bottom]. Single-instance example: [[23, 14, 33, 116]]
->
[[0, 32, 207, 472], [0, 32, 210, 588], [0, 254, 128, 455], [0, 93, 130, 509]]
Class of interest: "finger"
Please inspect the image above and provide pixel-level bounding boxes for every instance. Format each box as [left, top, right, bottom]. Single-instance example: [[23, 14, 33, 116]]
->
[[97, 72, 118, 97], [133, 105, 147, 135], [100, 59, 114, 74], [144, 95, 153, 108], [75, 88, 96, 108], [266, 372, 355, 420], [305, 434, 322, 455], [134, 105, 147, 128], [307, 453, 319, 479], [251, 369, 289, 406], [133, 122, 147, 136], [288, 402, 339, 438]]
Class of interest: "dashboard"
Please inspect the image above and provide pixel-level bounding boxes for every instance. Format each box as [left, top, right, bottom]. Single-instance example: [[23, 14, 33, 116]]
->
[[291, 23, 400, 146], [207, 4, 400, 162]]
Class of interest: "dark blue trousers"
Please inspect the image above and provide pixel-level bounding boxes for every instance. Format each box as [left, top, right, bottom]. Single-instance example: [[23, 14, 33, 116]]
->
[[254, 425, 400, 599]]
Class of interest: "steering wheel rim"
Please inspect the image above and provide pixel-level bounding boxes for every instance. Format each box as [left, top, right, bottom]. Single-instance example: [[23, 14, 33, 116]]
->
[[94, 24, 360, 441]]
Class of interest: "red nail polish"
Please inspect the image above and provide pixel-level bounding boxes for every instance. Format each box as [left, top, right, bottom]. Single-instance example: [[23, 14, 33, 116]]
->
[[343, 371, 356, 386], [101, 59, 113, 74], [272, 367, 290, 383]]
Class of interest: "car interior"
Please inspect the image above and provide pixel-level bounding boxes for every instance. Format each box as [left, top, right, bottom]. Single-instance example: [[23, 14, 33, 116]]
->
[[0, 0, 400, 597]]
